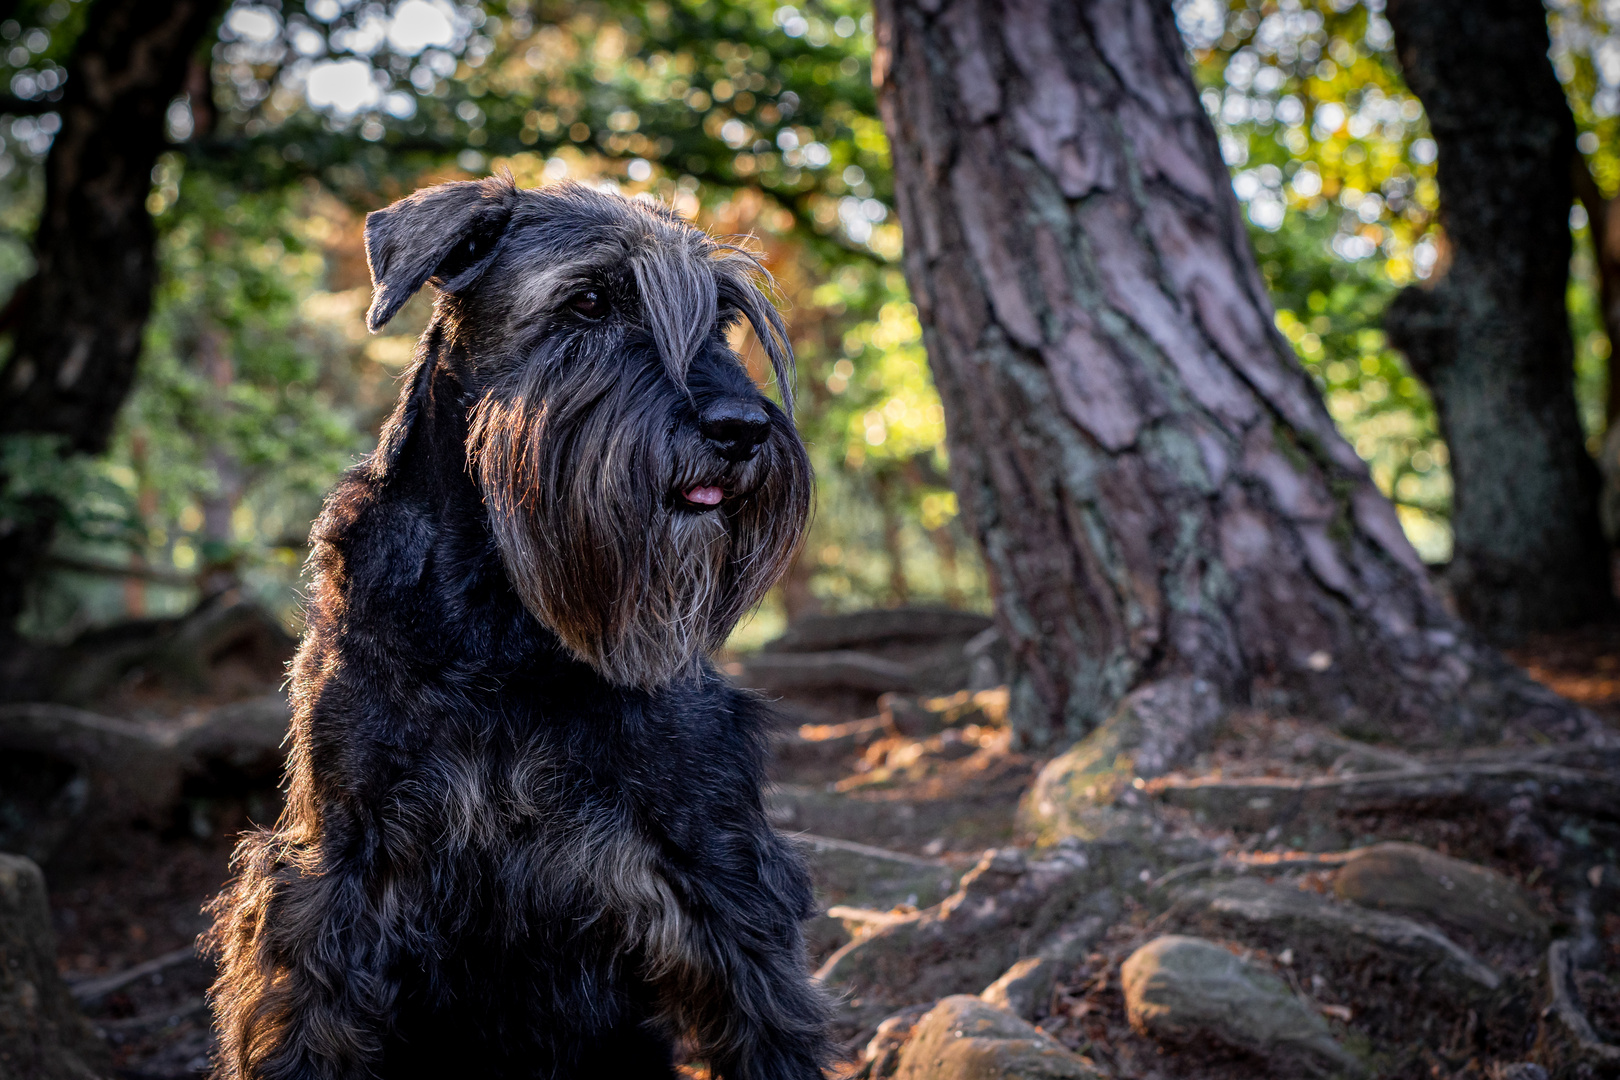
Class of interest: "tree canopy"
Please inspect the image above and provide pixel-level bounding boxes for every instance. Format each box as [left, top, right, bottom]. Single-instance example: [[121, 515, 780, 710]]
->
[[0, 0, 1614, 649]]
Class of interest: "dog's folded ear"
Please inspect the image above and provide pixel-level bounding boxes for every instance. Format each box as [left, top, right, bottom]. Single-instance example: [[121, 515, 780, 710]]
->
[[365, 175, 518, 332]]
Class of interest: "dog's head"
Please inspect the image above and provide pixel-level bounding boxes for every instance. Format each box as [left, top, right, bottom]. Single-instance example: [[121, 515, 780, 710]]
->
[[364, 176, 812, 689]]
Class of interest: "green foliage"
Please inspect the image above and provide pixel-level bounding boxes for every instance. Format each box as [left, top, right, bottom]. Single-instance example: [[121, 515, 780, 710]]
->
[[787, 263, 980, 612], [1569, 224, 1612, 444], [125, 172, 365, 555], [0, 433, 126, 538], [1252, 206, 1452, 562], [1180, 0, 1455, 559], [9, 0, 1617, 637], [28, 168, 374, 634], [197, 1, 895, 258], [0, 1, 80, 230], [1548, 0, 1620, 443], [1550, 0, 1620, 193]]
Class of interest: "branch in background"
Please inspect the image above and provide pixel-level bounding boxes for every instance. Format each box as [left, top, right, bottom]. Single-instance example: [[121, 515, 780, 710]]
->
[[183, 54, 213, 140], [902, 452, 951, 490], [1572, 151, 1620, 426], [184, 127, 890, 269], [47, 554, 195, 589]]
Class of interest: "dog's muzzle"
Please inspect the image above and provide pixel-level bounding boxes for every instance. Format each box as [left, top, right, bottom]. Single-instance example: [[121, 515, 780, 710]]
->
[[699, 399, 771, 462], [675, 396, 774, 512]]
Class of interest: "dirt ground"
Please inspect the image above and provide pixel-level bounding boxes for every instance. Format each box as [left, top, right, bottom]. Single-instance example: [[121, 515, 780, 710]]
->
[[35, 623, 1620, 1079]]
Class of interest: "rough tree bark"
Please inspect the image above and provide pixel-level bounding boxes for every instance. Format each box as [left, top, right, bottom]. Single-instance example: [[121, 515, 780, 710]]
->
[[0, 0, 221, 640], [872, 0, 1579, 745], [1384, 0, 1611, 637]]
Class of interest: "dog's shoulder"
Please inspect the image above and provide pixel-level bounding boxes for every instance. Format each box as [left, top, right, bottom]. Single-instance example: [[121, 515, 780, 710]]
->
[[304, 467, 422, 589]]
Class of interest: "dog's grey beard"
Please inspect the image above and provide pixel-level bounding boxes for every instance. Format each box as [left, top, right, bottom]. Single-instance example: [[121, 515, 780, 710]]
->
[[468, 386, 810, 690]]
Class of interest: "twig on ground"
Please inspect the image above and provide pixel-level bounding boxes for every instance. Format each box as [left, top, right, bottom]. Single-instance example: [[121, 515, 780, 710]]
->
[[1546, 939, 1620, 1064], [67, 944, 199, 1005], [1149, 849, 1367, 891], [826, 905, 918, 928], [790, 832, 952, 868]]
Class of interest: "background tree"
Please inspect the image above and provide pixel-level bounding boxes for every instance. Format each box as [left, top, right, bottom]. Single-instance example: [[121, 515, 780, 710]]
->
[[872, 0, 1572, 743], [1384, 0, 1610, 636], [0, 0, 221, 644]]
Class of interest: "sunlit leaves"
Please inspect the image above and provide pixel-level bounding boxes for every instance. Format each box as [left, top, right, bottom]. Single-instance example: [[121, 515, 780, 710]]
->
[[1180, 0, 1456, 559], [98, 171, 372, 618], [202, 0, 893, 257], [1547, 0, 1620, 446], [1188, 0, 1617, 555], [831, 301, 942, 466], [1550, 0, 1620, 191], [1182, 0, 1437, 282]]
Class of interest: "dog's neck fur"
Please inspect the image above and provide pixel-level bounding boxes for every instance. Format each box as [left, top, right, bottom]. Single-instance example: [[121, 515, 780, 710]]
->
[[340, 339, 588, 687]]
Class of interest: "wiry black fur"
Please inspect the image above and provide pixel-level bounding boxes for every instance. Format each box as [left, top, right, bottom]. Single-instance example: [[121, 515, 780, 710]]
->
[[205, 178, 828, 1080]]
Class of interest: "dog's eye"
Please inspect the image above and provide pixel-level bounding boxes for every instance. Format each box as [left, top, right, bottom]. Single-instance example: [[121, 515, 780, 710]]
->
[[568, 290, 610, 320]]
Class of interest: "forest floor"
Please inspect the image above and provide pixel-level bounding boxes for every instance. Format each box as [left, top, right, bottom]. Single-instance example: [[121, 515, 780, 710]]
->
[[28, 622, 1620, 1079]]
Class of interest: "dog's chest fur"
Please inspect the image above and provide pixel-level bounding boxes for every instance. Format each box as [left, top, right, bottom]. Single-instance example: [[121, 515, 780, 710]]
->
[[289, 372, 774, 972]]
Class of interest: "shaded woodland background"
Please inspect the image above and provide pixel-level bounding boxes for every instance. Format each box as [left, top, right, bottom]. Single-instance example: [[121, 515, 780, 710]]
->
[[0, 0, 1613, 657]]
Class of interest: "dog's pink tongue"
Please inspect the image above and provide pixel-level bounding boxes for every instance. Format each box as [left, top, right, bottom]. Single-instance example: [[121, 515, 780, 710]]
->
[[685, 485, 724, 506]]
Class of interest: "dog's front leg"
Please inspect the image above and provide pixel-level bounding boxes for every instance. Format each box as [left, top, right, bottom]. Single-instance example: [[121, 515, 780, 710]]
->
[[208, 827, 401, 1080], [653, 833, 832, 1080]]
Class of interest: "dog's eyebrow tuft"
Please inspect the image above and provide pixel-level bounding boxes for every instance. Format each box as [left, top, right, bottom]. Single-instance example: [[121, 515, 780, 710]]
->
[[712, 247, 795, 414], [631, 239, 717, 384]]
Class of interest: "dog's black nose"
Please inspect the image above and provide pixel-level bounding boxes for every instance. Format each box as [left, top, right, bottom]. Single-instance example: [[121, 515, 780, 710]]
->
[[699, 400, 771, 460]]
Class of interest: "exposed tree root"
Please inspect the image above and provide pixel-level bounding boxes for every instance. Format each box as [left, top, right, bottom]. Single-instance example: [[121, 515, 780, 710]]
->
[[1147, 762, 1620, 828]]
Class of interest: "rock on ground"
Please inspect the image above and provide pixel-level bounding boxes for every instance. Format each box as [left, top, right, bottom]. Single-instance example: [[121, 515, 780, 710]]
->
[[0, 853, 105, 1080], [0, 694, 290, 858], [1333, 842, 1547, 942], [1021, 678, 1223, 845], [981, 957, 1059, 1022], [1164, 876, 1501, 996], [891, 995, 1098, 1080], [1122, 935, 1364, 1078], [1159, 874, 1523, 1052]]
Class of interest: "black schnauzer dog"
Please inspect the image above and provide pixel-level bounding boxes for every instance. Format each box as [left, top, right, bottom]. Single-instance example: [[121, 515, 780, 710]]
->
[[205, 177, 828, 1080]]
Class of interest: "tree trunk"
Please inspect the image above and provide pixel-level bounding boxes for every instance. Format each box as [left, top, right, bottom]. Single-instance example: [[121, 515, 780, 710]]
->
[[0, 0, 221, 640], [872, 0, 1579, 746], [874, 468, 911, 604], [196, 326, 244, 600], [1384, 0, 1611, 637]]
